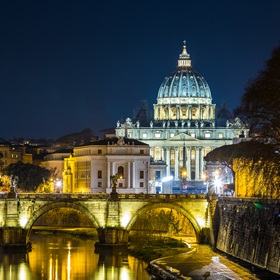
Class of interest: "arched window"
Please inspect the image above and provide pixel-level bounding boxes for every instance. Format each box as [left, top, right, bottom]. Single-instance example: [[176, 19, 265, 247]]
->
[[118, 166, 124, 179]]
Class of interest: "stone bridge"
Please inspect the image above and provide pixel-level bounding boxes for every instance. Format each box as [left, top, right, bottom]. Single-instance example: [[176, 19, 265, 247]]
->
[[0, 190, 211, 248]]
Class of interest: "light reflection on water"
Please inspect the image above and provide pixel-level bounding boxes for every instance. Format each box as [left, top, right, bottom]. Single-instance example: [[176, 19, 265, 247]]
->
[[0, 234, 152, 280]]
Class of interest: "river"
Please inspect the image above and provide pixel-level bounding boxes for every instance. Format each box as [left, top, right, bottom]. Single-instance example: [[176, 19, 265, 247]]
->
[[0, 232, 152, 280], [1, 232, 279, 280]]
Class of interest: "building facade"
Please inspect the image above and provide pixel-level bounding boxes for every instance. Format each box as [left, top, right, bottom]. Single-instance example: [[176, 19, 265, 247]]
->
[[115, 42, 249, 193], [62, 137, 151, 194]]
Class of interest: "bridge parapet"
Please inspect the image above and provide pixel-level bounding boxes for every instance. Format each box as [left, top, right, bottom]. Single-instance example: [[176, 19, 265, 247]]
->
[[0, 193, 207, 200]]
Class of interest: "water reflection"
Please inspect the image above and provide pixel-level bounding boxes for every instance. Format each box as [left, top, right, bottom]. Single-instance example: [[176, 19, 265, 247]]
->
[[0, 233, 151, 280], [0, 251, 32, 280]]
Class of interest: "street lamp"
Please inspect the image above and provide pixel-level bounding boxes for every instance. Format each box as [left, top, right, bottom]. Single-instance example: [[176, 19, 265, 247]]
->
[[55, 179, 62, 193]]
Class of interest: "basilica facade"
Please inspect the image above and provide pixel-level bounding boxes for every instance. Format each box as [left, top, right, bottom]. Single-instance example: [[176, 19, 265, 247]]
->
[[115, 42, 249, 193]]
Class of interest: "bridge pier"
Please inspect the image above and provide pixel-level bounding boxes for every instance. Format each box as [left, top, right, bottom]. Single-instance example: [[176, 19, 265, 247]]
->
[[0, 227, 29, 250], [96, 227, 129, 248]]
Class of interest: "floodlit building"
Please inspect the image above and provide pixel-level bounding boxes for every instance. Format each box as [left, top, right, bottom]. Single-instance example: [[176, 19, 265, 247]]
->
[[115, 42, 249, 193], [62, 137, 151, 194], [0, 143, 33, 170]]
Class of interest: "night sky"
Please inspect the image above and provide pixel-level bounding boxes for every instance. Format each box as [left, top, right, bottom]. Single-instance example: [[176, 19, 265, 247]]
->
[[1, 1, 279, 140]]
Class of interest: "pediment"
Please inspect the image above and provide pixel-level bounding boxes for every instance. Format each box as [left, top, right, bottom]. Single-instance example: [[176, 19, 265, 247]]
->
[[167, 132, 198, 141]]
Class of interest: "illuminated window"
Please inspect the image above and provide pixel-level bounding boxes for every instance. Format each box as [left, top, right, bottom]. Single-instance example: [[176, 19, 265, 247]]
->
[[118, 166, 124, 179], [170, 133, 175, 137], [191, 149, 195, 160], [98, 170, 102, 179], [142, 133, 147, 138], [218, 133, 223, 138], [205, 133, 211, 138], [171, 149, 175, 161], [140, 171, 144, 179], [155, 133, 161, 138], [191, 133, 195, 138], [154, 147, 161, 160]]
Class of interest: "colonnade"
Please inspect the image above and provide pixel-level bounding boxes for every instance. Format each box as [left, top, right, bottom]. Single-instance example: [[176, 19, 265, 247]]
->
[[154, 103, 215, 120], [155, 146, 205, 181]]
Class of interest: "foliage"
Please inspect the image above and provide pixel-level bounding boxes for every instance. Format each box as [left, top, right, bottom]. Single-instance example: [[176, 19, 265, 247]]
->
[[131, 209, 182, 248], [3, 161, 51, 192], [128, 237, 190, 262], [234, 44, 280, 145], [234, 157, 280, 198], [0, 152, 4, 173], [0, 175, 10, 189], [204, 141, 280, 198], [204, 140, 277, 168]]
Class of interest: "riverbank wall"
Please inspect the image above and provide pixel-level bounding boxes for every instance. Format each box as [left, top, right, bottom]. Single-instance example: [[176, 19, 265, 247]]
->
[[212, 197, 280, 275]]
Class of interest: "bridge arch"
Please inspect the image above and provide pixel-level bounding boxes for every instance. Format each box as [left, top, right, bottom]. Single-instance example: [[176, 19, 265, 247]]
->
[[126, 202, 203, 241], [25, 201, 100, 240]]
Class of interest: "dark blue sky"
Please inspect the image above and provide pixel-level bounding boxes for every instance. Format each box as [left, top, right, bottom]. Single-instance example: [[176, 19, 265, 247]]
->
[[1, 0, 279, 140]]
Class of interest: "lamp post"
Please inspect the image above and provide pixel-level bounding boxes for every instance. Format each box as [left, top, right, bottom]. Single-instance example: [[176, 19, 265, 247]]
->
[[55, 179, 62, 193]]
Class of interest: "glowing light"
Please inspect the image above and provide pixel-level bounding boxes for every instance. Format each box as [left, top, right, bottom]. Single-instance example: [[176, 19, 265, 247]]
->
[[196, 217, 205, 227], [19, 214, 28, 227], [18, 262, 29, 280], [162, 176, 173, 182], [120, 267, 129, 280], [121, 212, 130, 227], [67, 246, 71, 280], [214, 178, 222, 188]]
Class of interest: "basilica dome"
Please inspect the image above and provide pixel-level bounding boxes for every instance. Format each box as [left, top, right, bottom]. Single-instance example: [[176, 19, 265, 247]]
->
[[154, 42, 215, 121], [157, 43, 212, 100]]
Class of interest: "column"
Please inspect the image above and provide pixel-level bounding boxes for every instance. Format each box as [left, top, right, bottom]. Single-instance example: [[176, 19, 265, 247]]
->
[[187, 148, 191, 180], [174, 147, 179, 180], [127, 162, 131, 188], [161, 147, 165, 161], [132, 161, 136, 188], [166, 147, 170, 176], [107, 162, 111, 188], [195, 147, 199, 180], [200, 147, 204, 179], [112, 162, 116, 175]]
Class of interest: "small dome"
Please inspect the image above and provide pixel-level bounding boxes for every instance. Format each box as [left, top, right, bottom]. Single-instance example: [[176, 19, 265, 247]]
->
[[157, 42, 212, 100]]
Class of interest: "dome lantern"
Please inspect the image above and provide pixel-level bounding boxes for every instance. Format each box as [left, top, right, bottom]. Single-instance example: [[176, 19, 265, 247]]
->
[[178, 41, 191, 68]]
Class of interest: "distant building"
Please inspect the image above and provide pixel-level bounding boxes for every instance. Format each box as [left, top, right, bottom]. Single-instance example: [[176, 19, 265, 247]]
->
[[62, 137, 151, 194], [115, 42, 249, 193], [0, 143, 33, 171], [41, 147, 73, 178]]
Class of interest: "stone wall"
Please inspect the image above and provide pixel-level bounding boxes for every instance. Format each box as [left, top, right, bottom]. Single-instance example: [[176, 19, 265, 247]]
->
[[213, 197, 280, 275]]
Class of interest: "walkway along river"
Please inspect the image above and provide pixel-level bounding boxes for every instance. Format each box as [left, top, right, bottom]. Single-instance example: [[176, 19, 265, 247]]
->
[[148, 244, 280, 279]]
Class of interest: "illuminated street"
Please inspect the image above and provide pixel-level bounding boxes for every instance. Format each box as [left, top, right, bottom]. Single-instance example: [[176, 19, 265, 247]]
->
[[152, 244, 280, 279]]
